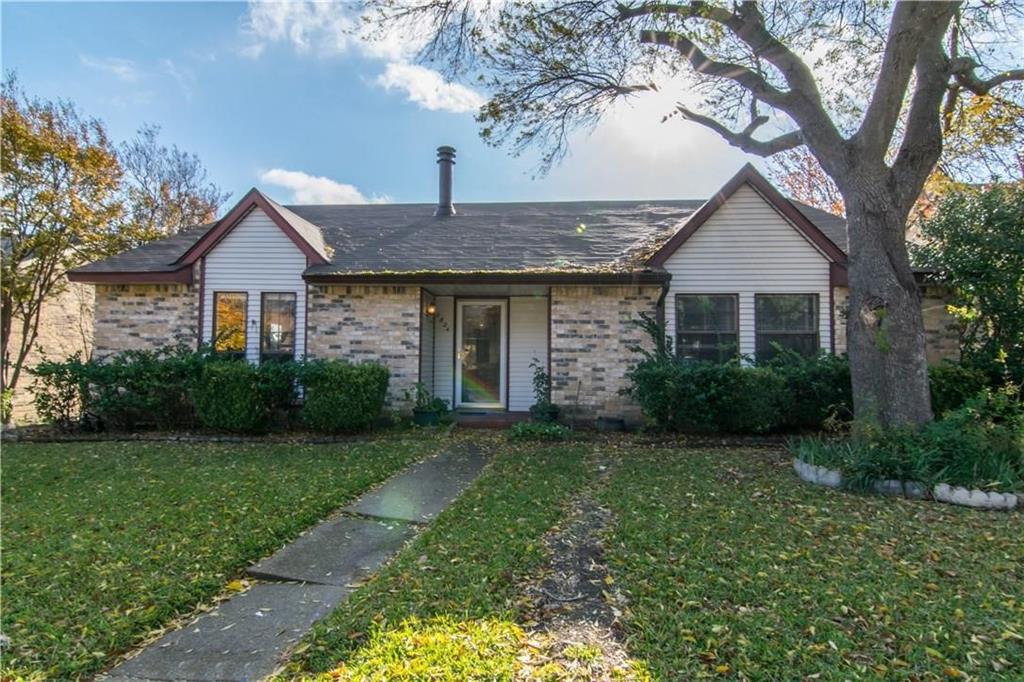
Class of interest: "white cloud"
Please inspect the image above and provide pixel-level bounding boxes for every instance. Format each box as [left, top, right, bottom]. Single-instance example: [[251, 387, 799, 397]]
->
[[79, 54, 142, 82], [259, 168, 391, 205], [161, 59, 195, 99], [375, 63, 485, 114], [241, 1, 358, 59], [240, 1, 483, 113]]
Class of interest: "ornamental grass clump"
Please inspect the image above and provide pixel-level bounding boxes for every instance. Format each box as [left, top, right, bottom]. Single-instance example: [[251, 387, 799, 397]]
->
[[792, 387, 1024, 493]]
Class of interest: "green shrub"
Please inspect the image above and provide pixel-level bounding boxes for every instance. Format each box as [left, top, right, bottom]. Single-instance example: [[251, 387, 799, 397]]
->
[[81, 345, 207, 430], [928, 362, 991, 416], [31, 353, 89, 430], [765, 350, 853, 429], [1, 387, 12, 424], [507, 420, 571, 441], [190, 360, 298, 433], [792, 387, 1024, 492], [626, 359, 785, 434], [300, 360, 389, 433]]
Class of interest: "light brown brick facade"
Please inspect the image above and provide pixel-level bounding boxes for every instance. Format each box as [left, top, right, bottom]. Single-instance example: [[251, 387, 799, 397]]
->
[[306, 285, 420, 408], [93, 280, 199, 358], [832, 284, 960, 364], [550, 285, 661, 424]]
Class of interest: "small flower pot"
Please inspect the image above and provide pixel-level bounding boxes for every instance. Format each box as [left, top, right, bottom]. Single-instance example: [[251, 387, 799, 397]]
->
[[413, 408, 441, 427], [595, 416, 625, 432]]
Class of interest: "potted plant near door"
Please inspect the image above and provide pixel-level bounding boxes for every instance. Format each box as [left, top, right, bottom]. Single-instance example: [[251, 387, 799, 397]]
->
[[409, 382, 450, 426], [528, 359, 561, 423]]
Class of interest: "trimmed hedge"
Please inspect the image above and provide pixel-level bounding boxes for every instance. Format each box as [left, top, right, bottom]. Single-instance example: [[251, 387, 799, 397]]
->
[[300, 360, 390, 434], [31, 347, 388, 435], [191, 360, 299, 433]]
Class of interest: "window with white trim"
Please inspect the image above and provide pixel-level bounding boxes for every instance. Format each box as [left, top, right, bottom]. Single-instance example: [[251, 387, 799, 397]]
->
[[675, 294, 738, 363]]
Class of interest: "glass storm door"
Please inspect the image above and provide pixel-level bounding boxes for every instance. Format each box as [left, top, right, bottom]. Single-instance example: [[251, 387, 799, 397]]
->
[[455, 300, 507, 409]]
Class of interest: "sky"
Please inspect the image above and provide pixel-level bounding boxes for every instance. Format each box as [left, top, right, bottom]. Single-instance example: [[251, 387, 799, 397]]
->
[[1, 1, 758, 207]]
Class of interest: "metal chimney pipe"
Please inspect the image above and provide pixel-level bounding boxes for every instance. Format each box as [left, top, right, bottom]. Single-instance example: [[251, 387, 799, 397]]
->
[[434, 146, 456, 217]]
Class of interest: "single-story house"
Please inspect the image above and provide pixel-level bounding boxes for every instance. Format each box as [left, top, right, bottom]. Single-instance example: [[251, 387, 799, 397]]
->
[[68, 148, 959, 422]]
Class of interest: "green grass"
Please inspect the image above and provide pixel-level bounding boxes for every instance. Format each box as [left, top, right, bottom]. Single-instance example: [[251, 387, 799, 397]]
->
[[1, 436, 439, 680], [286, 439, 594, 675], [601, 447, 1024, 680]]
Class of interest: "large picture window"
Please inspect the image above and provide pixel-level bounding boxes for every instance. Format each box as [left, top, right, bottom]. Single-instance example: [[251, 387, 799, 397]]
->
[[755, 294, 819, 361], [212, 292, 247, 358], [675, 294, 738, 363], [260, 292, 296, 362]]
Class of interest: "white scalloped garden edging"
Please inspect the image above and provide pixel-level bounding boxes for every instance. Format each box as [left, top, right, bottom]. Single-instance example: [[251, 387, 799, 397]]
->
[[792, 458, 1019, 510]]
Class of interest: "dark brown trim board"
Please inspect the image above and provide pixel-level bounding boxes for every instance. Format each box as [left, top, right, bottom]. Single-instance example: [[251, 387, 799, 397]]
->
[[177, 188, 329, 266], [304, 271, 670, 286], [647, 163, 847, 267], [66, 268, 195, 284], [197, 258, 206, 350]]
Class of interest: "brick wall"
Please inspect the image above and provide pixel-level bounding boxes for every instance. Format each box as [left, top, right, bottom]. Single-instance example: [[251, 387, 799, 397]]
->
[[8, 277, 95, 423], [93, 280, 199, 357], [550, 285, 660, 424], [306, 285, 420, 409], [832, 284, 960, 364]]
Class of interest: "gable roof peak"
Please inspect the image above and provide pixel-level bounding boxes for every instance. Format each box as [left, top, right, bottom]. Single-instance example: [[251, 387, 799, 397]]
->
[[646, 163, 847, 266], [175, 187, 330, 266]]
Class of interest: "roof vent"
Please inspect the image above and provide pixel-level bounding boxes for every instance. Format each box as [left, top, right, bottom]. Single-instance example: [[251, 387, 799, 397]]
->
[[434, 146, 456, 217]]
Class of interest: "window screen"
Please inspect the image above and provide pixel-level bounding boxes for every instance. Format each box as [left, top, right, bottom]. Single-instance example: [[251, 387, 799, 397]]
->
[[213, 292, 247, 358], [260, 293, 296, 362], [755, 294, 819, 361], [675, 294, 738, 363]]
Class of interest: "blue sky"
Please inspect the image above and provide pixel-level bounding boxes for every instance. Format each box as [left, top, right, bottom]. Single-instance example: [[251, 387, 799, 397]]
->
[[2, 1, 756, 207]]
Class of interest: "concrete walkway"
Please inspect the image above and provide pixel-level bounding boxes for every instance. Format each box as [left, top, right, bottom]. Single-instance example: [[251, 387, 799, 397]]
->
[[104, 443, 488, 682]]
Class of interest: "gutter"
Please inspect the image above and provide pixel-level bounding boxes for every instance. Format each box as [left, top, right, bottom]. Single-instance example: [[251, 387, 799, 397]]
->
[[302, 270, 672, 286]]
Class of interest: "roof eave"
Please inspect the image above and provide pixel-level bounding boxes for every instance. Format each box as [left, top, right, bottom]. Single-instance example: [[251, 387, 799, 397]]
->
[[66, 267, 194, 284], [302, 270, 671, 285]]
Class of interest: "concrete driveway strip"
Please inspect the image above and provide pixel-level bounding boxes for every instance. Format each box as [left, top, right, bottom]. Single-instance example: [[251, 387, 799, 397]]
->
[[343, 442, 488, 523]]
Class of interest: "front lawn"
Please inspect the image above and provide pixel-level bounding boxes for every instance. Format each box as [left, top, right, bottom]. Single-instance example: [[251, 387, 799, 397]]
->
[[286, 439, 595, 675], [603, 447, 1024, 679], [1, 436, 439, 680]]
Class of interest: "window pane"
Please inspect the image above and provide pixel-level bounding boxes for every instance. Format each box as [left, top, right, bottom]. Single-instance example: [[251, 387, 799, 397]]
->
[[676, 295, 736, 332], [261, 293, 296, 360], [756, 333, 818, 361], [213, 293, 246, 354], [677, 333, 738, 363], [756, 295, 816, 332]]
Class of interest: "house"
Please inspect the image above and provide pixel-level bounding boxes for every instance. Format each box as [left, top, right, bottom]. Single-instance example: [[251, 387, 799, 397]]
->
[[67, 148, 959, 423]]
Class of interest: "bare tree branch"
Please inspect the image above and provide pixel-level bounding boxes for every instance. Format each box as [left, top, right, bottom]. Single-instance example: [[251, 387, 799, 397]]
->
[[951, 59, 1024, 95], [674, 105, 802, 156]]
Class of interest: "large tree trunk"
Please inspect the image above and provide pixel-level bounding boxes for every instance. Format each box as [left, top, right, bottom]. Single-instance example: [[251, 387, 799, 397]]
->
[[844, 182, 933, 428]]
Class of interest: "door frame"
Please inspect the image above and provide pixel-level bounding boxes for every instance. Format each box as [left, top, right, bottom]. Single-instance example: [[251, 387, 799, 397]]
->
[[454, 298, 508, 409]]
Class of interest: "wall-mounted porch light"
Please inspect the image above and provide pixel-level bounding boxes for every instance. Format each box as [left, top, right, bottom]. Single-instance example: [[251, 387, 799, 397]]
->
[[425, 302, 437, 316]]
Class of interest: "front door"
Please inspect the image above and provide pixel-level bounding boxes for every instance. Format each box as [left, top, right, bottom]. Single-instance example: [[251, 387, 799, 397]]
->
[[455, 299, 507, 409]]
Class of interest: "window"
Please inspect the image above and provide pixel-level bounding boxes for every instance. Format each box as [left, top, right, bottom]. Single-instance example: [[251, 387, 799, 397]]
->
[[260, 293, 296, 362], [213, 292, 247, 358], [675, 294, 738, 363], [755, 294, 819, 361]]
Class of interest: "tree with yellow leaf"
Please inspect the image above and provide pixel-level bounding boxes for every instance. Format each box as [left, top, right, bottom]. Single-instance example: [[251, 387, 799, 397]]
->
[[1, 75, 134, 396]]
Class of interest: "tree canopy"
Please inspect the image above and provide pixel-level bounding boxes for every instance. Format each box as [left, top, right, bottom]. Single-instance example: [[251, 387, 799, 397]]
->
[[367, 0, 1023, 427]]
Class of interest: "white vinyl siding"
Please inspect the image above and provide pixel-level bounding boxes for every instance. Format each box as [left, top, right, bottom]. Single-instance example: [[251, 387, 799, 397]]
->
[[202, 208, 307, 363], [509, 297, 549, 412], [432, 296, 455, 405], [663, 183, 833, 357], [430, 295, 549, 411]]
